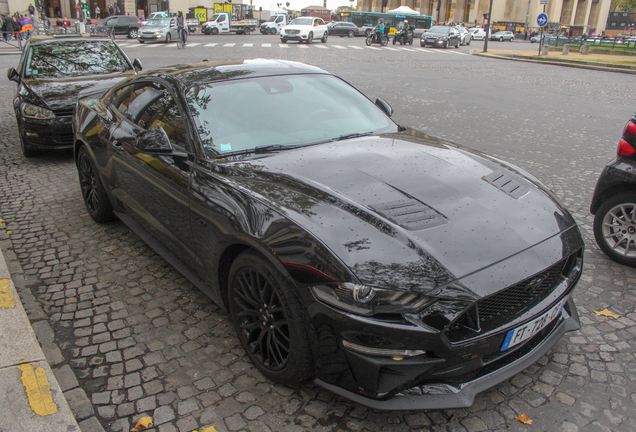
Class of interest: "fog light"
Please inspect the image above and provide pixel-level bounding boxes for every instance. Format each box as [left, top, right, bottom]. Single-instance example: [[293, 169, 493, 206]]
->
[[342, 340, 427, 358]]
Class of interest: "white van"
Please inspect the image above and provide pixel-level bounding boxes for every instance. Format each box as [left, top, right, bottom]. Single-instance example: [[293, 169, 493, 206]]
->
[[469, 28, 487, 40]]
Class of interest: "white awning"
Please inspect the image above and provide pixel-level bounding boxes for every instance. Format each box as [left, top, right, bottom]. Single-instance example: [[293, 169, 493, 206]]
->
[[386, 6, 420, 15]]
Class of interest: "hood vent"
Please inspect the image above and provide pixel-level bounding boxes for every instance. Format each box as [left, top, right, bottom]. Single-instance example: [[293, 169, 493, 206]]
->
[[370, 199, 447, 231], [482, 171, 528, 199]]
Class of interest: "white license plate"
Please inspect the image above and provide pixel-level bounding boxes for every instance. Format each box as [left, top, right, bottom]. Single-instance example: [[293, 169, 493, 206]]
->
[[501, 296, 568, 351]]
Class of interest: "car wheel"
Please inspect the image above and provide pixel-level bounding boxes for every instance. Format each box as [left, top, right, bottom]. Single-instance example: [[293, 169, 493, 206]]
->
[[456, 40, 460, 48], [128, 28, 137, 39], [443, 40, 448, 49], [420, 41, 425, 47], [212, 28, 219, 35], [77, 146, 115, 223], [244, 27, 251, 35], [321, 32, 327, 43], [347, 30, 354, 38], [228, 250, 314, 384], [499, 37, 503, 41], [18, 128, 37, 158], [392, 36, 396, 45], [270, 28, 277, 35], [594, 193, 636, 267], [165, 33, 171, 43], [467, 38, 470, 45], [281, 38, 287, 43], [138, 40, 144, 44], [306, 32, 313, 44]]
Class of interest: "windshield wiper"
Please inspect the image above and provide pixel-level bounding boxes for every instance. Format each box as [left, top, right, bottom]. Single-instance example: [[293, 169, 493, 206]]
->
[[331, 131, 374, 141], [254, 144, 297, 153]]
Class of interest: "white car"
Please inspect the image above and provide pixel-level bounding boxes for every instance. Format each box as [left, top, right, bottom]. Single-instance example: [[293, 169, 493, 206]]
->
[[280, 17, 328, 44], [456, 26, 471, 45], [469, 28, 486, 40]]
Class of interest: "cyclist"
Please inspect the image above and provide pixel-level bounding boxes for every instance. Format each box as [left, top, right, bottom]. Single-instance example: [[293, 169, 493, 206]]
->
[[177, 11, 187, 46]]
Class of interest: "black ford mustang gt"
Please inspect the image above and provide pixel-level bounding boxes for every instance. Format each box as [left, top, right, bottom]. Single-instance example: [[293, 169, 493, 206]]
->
[[73, 59, 583, 410]]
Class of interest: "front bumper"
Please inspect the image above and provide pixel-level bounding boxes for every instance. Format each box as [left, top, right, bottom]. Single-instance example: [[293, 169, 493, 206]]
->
[[590, 157, 636, 214], [138, 33, 165, 41], [281, 33, 311, 41], [422, 38, 448, 46], [20, 115, 74, 150]]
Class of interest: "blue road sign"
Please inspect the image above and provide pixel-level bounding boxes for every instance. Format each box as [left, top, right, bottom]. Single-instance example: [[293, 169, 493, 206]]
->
[[537, 13, 548, 28]]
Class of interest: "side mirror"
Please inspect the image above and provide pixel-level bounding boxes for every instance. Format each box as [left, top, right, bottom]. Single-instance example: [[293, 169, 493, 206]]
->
[[135, 127, 173, 152], [7, 67, 20, 83], [375, 98, 393, 117], [132, 58, 143, 71]]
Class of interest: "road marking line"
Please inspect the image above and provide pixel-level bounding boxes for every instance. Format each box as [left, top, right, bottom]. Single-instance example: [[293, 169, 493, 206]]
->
[[348, 45, 364, 49], [147, 43, 163, 48], [437, 50, 452, 54], [243, 43, 253, 47], [0, 279, 15, 308], [417, 48, 435, 53], [117, 44, 131, 48], [315, 45, 328, 49], [383, 47, 400, 51], [399, 47, 417, 51], [297, 45, 309, 49], [261, 43, 271, 47], [366, 46, 382, 50], [187, 43, 200, 47], [223, 43, 235, 47], [330, 45, 346, 49], [279, 44, 289, 48], [205, 43, 218, 47], [18, 361, 58, 416], [446, 50, 466, 55]]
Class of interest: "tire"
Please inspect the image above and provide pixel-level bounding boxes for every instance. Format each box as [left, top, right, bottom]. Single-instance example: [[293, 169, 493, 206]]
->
[[138, 40, 144, 44], [347, 30, 354, 38], [18, 128, 37, 158], [443, 40, 448, 49], [165, 33, 171, 43], [203, 29, 210, 35], [270, 28, 277, 35], [321, 32, 327, 43], [77, 146, 115, 223], [456, 40, 460, 48], [366, 35, 373, 46], [381, 35, 388, 46], [467, 38, 470, 45], [244, 27, 251, 35], [499, 37, 503, 41], [594, 193, 636, 267], [306, 32, 313, 44], [212, 28, 219, 35], [281, 38, 287, 43], [408, 39, 413, 45], [127, 28, 137, 39], [392, 36, 396, 45], [228, 250, 314, 384], [420, 41, 425, 47], [365, 28, 371, 37]]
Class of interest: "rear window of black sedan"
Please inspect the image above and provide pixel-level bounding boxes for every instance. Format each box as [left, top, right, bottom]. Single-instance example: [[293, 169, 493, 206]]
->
[[24, 40, 132, 79], [185, 74, 397, 157]]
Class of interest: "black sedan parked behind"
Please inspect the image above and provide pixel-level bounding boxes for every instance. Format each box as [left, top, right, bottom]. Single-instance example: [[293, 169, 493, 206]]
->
[[420, 25, 461, 48], [327, 21, 361, 37], [73, 59, 583, 410], [591, 111, 636, 266], [7, 34, 142, 157]]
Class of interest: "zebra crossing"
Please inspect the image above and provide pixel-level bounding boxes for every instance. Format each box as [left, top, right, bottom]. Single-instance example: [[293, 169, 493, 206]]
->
[[117, 41, 469, 55]]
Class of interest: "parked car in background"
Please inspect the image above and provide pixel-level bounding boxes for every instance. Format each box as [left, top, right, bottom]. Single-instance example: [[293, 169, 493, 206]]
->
[[73, 58, 584, 410], [490, 30, 515, 41], [137, 17, 179, 43], [469, 27, 486, 40], [456, 26, 471, 45], [327, 21, 360, 37], [591, 111, 636, 267], [280, 16, 328, 44], [101, 15, 143, 39], [421, 26, 460, 48], [260, 14, 290, 34], [7, 34, 142, 157]]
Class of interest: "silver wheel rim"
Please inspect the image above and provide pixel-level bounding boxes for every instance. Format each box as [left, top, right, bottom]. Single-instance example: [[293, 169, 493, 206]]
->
[[601, 202, 636, 258]]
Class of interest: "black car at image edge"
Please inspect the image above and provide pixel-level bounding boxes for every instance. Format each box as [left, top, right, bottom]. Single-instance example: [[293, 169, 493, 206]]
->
[[73, 59, 584, 410], [7, 34, 142, 157], [591, 111, 636, 266]]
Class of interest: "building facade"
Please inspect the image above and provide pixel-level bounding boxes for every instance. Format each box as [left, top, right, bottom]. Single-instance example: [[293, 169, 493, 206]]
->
[[357, 0, 614, 34]]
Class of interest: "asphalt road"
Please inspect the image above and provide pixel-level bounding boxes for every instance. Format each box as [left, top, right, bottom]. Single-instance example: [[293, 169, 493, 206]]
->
[[1, 33, 636, 432]]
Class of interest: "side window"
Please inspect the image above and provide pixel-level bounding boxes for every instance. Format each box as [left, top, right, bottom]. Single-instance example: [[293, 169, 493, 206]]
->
[[111, 85, 133, 114], [275, 16, 283, 23], [127, 82, 190, 152]]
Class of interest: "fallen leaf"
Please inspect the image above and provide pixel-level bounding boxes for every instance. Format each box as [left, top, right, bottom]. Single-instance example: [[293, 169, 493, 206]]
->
[[594, 308, 620, 320], [449, 413, 457, 422], [516, 414, 532, 425], [201, 423, 219, 432], [0, 219, 8, 227], [131, 416, 153, 431]]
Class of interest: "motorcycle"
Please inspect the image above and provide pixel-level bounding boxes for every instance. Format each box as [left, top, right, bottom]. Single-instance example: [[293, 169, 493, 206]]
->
[[365, 28, 389, 46], [393, 26, 413, 45]]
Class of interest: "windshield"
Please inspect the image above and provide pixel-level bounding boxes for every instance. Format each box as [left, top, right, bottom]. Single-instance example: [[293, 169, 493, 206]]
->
[[211, 14, 221, 22], [265, 16, 276, 22], [186, 74, 397, 157], [291, 18, 313, 26], [428, 26, 450, 33], [145, 19, 170, 26], [25, 40, 131, 78]]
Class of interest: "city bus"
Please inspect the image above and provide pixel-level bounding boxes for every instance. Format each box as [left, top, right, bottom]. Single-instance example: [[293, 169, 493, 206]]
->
[[339, 11, 433, 37]]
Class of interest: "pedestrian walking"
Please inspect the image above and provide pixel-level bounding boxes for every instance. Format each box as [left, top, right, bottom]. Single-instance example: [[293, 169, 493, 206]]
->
[[108, 5, 113, 16], [114, 3, 120, 15], [95, 5, 100, 19]]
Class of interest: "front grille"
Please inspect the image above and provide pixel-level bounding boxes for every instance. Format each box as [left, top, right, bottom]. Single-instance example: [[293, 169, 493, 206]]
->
[[53, 107, 74, 117], [445, 256, 571, 343], [286, 29, 300, 35], [52, 133, 74, 146]]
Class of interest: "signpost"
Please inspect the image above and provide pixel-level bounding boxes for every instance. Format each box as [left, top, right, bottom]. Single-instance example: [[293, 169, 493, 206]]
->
[[537, 11, 548, 56]]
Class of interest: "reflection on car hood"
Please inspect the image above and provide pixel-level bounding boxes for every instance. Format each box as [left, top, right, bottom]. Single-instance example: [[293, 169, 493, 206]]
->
[[141, 25, 169, 32], [22, 73, 134, 111], [224, 132, 578, 294]]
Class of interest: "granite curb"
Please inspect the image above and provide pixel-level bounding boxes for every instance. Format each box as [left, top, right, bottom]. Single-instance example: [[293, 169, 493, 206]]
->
[[0, 237, 83, 431]]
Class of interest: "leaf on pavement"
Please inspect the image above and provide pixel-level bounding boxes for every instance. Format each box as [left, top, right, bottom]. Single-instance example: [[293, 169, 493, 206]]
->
[[201, 423, 219, 432], [594, 308, 620, 320], [0, 219, 8, 227], [516, 414, 533, 425], [131, 416, 153, 431]]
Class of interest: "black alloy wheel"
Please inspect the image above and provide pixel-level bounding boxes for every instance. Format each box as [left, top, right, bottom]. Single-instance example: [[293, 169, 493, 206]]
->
[[77, 146, 115, 223], [593, 193, 636, 267], [321, 31, 327, 43], [347, 30, 354, 38], [228, 250, 313, 384], [165, 33, 171, 43]]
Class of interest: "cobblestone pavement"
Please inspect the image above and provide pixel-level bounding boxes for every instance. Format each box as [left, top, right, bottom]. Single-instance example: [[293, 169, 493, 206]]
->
[[1, 51, 636, 432]]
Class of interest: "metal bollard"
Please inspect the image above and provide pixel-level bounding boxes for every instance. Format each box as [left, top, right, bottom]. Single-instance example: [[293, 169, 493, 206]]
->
[[562, 44, 570, 55], [541, 45, 548, 56], [581, 44, 590, 55]]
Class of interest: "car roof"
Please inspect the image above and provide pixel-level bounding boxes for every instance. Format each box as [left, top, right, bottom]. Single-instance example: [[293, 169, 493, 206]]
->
[[134, 59, 330, 88], [26, 34, 115, 44]]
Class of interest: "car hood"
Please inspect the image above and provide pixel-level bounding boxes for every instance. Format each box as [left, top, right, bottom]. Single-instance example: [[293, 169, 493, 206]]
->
[[423, 31, 451, 38], [223, 132, 579, 296], [283, 25, 321, 31], [141, 25, 169, 31], [21, 72, 134, 111]]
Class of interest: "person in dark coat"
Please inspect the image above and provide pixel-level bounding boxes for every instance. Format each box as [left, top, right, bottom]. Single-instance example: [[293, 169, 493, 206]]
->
[[2, 14, 16, 41]]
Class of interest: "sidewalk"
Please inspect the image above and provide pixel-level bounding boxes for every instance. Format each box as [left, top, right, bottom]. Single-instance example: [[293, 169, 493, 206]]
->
[[0, 235, 81, 430], [473, 48, 636, 74]]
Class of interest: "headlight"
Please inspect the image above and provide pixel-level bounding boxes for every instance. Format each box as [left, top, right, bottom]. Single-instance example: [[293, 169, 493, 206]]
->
[[300, 29, 309, 34], [22, 103, 55, 119], [311, 283, 433, 317]]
